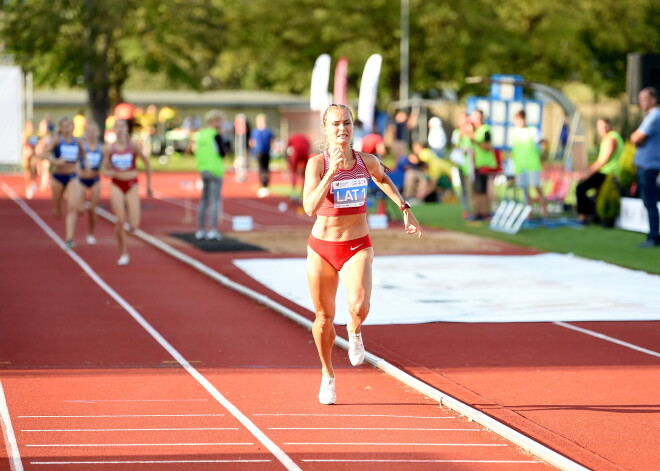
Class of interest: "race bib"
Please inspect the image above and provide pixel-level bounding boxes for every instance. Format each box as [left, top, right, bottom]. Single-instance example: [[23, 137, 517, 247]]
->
[[111, 152, 133, 171], [332, 177, 368, 208], [60, 143, 80, 163], [86, 150, 103, 169]]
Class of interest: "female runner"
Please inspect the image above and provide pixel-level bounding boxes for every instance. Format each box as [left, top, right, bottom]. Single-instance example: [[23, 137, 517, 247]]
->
[[78, 121, 104, 245], [102, 118, 153, 266], [38, 117, 85, 248], [303, 104, 422, 405]]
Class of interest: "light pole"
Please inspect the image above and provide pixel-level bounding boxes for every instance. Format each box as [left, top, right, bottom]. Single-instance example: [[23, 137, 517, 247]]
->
[[400, 0, 409, 103]]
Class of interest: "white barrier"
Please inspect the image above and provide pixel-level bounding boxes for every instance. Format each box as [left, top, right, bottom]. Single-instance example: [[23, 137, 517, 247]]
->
[[617, 197, 660, 233]]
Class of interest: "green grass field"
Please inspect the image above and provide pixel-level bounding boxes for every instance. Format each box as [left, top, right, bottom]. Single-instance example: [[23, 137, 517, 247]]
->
[[388, 200, 660, 275]]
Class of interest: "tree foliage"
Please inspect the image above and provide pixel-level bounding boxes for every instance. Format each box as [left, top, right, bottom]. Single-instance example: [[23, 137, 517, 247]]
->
[[1, 0, 659, 121]]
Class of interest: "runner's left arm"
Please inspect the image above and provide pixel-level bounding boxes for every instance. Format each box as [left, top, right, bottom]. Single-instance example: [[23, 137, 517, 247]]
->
[[361, 152, 422, 238]]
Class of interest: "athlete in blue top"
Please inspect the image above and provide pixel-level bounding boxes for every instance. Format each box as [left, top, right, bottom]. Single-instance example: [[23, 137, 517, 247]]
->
[[38, 117, 86, 249], [78, 121, 104, 245]]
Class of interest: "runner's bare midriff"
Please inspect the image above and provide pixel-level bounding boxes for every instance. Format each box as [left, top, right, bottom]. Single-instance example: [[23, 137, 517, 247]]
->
[[112, 169, 139, 180], [311, 213, 369, 241]]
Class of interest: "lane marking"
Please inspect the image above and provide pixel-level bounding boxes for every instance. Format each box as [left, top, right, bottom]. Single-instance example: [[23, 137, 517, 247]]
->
[[255, 413, 454, 419], [303, 459, 539, 464], [19, 414, 224, 418], [285, 442, 506, 447], [22, 428, 239, 432], [0, 380, 23, 471], [31, 460, 271, 465], [3, 183, 302, 471], [269, 427, 479, 431], [88, 202, 594, 471], [63, 399, 209, 403], [26, 443, 252, 447], [554, 322, 660, 358]]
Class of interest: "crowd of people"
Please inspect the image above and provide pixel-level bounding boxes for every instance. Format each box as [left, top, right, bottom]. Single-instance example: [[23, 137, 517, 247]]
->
[[22, 87, 660, 268]]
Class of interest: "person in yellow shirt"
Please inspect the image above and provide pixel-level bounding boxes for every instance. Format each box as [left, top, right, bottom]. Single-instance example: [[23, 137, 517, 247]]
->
[[72, 111, 86, 138], [411, 142, 454, 202]]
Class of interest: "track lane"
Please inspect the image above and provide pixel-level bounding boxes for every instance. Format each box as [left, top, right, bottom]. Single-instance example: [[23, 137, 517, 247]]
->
[[1, 178, 552, 470]]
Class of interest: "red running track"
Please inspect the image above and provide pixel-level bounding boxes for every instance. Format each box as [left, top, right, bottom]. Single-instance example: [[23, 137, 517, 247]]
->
[[1, 176, 551, 470], [2, 171, 660, 471]]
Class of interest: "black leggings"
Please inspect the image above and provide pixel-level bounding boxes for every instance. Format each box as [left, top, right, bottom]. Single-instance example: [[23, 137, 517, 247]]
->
[[576, 172, 607, 217], [257, 151, 270, 187]]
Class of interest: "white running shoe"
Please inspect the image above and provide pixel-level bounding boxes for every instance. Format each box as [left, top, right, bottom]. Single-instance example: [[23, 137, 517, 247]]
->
[[348, 327, 365, 366], [257, 187, 271, 198], [318, 376, 336, 405], [117, 254, 130, 266], [86, 234, 97, 245], [194, 230, 206, 240], [205, 229, 223, 241]]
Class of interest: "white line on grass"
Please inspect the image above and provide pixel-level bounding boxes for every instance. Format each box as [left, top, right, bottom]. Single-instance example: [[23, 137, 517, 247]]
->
[[2, 183, 302, 471], [0, 380, 23, 471]]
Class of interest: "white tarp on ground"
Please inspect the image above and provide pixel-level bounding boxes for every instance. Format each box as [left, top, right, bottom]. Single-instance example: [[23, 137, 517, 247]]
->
[[0, 66, 23, 165], [234, 253, 660, 324]]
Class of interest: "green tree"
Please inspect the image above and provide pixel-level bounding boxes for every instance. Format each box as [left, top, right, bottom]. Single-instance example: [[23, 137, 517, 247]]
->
[[1, 0, 224, 132]]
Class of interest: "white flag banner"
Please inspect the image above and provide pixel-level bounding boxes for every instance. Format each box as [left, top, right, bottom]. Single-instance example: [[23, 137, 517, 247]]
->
[[310, 54, 331, 111], [0, 66, 23, 165], [357, 54, 382, 133]]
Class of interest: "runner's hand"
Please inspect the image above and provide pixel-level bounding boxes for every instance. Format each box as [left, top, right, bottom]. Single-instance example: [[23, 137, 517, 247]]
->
[[403, 210, 422, 238]]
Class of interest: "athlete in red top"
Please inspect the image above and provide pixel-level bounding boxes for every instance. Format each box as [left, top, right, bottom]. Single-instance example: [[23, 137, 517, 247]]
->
[[303, 104, 422, 405], [102, 118, 152, 266], [287, 133, 311, 201]]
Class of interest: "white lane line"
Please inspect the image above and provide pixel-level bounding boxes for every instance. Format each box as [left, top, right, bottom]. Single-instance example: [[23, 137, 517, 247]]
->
[[285, 442, 506, 447], [87, 202, 593, 471], [31, 460, 271, 465], [0, 380, 23, 471], [22, 428, 239, 432], [26, 443, 252, 447], [270, 427, 479, 431], [18, 414, 224, 418], [254, 414, 455, 419], [63, 399, 209, 403], [3, 183, 302, 471], [303, 459, 539, 464], [554, 321, 660, 358]]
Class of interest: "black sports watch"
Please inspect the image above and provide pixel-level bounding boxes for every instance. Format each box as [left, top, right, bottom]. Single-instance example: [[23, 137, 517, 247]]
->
[[399, 201, 411, 212]]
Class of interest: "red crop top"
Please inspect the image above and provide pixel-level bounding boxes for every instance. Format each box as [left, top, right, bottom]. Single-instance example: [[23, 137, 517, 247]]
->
[[316, 150, 371, 217]]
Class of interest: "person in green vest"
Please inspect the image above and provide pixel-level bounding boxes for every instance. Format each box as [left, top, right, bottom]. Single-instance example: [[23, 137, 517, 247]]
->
[[449, 112, 474, 218], [194, 109, 228, 240], [469, 110, 498, 220], [576, 118, 624, 224], [510, 110, 548, 218]]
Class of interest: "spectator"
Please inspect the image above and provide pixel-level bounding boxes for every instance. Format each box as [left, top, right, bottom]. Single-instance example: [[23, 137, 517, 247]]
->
[[412, 141, 454, 202], [72, 110, 86, 138], [194, 109, 228, 241], [287, 133, 311, 201], [576, 118, 624, 224], [510, 110, 548, 218], [389, 110, 411, 158], [449, 113, 474, 218], [399, 151, 427, 201], [360, 131, 387, 158], [469, 109, 498, 220], [428, 116, 447, 158], [631, 87, 660, 248], [249, 113, 275, 197]]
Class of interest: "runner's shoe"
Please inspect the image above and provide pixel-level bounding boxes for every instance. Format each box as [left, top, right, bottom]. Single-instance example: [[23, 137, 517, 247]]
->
[[347, 327, 365, 366], [86, 235, 97, 245], [117, 254, 130, 266], [318, 376, 336, 405], [64, 240, 75, 250]]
